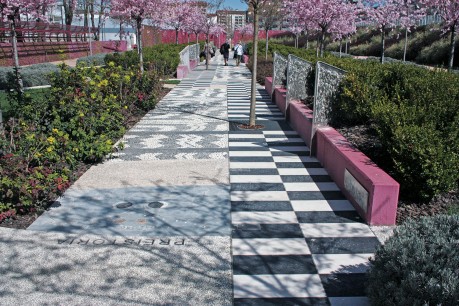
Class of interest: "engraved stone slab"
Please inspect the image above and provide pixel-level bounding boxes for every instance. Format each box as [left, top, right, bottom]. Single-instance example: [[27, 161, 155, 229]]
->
[[272, 52, 288, 94], [311, 62, 346, 152], [189, 43, 198, 60], [286, 54, 313, 110], [344, 169, 369, 214], [179, 46, 190, 71]]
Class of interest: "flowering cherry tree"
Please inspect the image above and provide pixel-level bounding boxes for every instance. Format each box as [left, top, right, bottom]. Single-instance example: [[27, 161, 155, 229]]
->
[[163, 0, 194, 44], [0, 0, 56, 93], [361, 0, 402, 63], [422, 0, 459, 70], [110, 0, 171, 73], [398, 0, 425, 62], [183, 5, 207, 43], [238, 23, 254, 41]]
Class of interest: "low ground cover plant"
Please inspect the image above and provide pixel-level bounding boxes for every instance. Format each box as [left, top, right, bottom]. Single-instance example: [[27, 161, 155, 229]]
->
[[367, 215, 459, 305], [0, 62, 161, 220]]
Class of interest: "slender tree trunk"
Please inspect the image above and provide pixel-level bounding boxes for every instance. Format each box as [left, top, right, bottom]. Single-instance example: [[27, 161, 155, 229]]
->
[[345, 37, 348, 54], [320, 29, 325, 57], [305, 31, 309, 49], [339, 39, 342, 58], [380, 27, 385, 64], [265, 29, 269, 60], [403, 27, 408, 62], [249, 6, 260, 127], [187, 33, 190, 44], [205, 34, 209, 70], [448, 25, 456, 71], [136, 19, 144, 73], [176, 28, 179, 44], [11, 17, 23, 96], [316, 36, 320, 57]]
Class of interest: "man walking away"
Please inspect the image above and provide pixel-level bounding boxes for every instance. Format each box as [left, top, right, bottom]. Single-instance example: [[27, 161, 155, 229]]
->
[[234, 41, 244, 66], [220, 40, 230, 66]]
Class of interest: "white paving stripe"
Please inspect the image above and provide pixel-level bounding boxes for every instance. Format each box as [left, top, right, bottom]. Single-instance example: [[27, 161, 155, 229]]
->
[[291, 200, 355, 212], [232, 238, 311, 255], [273, 156, 318, 163], [312, 254, 373, 274], [284, 182, 340, 192], [300, 223, 376, 238], [278, 168, 329, 176], [264, 131, 299, 135], [229, 134, 265, 139], [231, 191, 289, 201], [233, 274, 326, 298], [231, 175, 283, 183], [232, 211, 298, 224], [229, 151, 272, 157], [229, 142, 267, 147], [230, 162, 276, 169], [265, 137, 304, 142]]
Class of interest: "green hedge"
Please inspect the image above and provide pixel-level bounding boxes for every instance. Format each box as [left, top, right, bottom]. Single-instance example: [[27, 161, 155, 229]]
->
[[249, 42, 459, 202], [367, 215, 459, 305], [0, 63, 59, 90], [105, 43, 188, 77]]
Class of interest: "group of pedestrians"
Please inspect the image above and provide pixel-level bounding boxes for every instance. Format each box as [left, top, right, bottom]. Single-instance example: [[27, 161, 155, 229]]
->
[[220, 40, 244, 66]]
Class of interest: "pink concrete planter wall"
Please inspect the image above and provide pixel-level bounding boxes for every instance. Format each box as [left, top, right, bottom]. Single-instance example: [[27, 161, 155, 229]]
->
[[274, 87, 287, 115], [289, 101, 313, 148], [265, 80, 399, 225], [316, 128, 399, 225], [176, 65, 189, 79], [190, 59, 198, 70], [265, 77, 273, 95]]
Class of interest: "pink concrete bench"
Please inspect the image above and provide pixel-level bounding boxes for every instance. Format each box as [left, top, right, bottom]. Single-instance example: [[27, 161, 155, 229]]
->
[[265, 77, 399, 225], [176, 65, 189, 79]]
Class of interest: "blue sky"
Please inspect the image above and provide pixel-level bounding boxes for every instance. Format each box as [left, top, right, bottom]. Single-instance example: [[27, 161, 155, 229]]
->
[[222, 0, 248, 10]]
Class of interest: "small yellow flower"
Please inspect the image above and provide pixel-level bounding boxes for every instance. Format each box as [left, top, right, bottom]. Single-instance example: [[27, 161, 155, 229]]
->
[[47, 146, 53, 153], [47, 136, 56, 144], [52, 128, 58, 133], [124, 105, 128, 109]]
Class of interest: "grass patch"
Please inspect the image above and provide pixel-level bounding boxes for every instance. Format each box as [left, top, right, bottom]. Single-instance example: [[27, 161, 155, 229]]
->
[[163, 79, 181, 85]]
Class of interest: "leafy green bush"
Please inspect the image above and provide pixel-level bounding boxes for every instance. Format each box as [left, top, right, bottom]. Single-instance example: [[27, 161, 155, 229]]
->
[[0, 63, 59, 90], [76, 53, 108, 67], [255, 42, 459, 202], [367, 215, 459, 305], [0, 62, 161, 215], [105, 43, 186, 77]]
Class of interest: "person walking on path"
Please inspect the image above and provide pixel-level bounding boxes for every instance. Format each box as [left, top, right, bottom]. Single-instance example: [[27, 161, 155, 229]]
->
[[234, 42, 244, 66], [220, 40, 230, 66]]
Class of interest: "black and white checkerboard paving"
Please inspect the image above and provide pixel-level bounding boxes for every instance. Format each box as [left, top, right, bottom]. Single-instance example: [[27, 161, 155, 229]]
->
[[227, 71, 381, 305]]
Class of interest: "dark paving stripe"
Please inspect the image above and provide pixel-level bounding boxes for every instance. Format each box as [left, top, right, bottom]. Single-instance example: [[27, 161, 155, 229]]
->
[[281, 175, 334, 183], [229, 157, 274, 162], [288, 191, 346, 201], [296, 211, 364, 224], [232, 224, 304, 239], [306, 237, 381, 254], [234, 298, 330, 306], [233, 255, 317, 275], [267, 141, 306, 146], [231, 183, 286, 192], [275, 162, 321, 168], [320, 273, 368, 297], [230, 169, 279, 175], [231, 201, 293, 212], [271, 151, 311, 157]]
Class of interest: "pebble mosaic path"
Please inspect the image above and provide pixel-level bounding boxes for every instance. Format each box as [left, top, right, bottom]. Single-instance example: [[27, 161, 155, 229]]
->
[[6, 52, 383, 305]]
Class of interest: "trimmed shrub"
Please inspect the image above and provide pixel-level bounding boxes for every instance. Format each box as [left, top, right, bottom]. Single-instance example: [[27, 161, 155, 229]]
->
[[76, 53, 108, 67], [367, 215, 459, 305], [0, 63, 59, 90], [105, 43, 185, 77]]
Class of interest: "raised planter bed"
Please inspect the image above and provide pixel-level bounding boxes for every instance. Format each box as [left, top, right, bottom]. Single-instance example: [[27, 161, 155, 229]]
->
[[266, 77, 399, 225]]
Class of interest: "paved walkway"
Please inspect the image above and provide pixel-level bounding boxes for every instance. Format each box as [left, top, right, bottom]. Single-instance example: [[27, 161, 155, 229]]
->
[[0, 52, 381, 305]]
